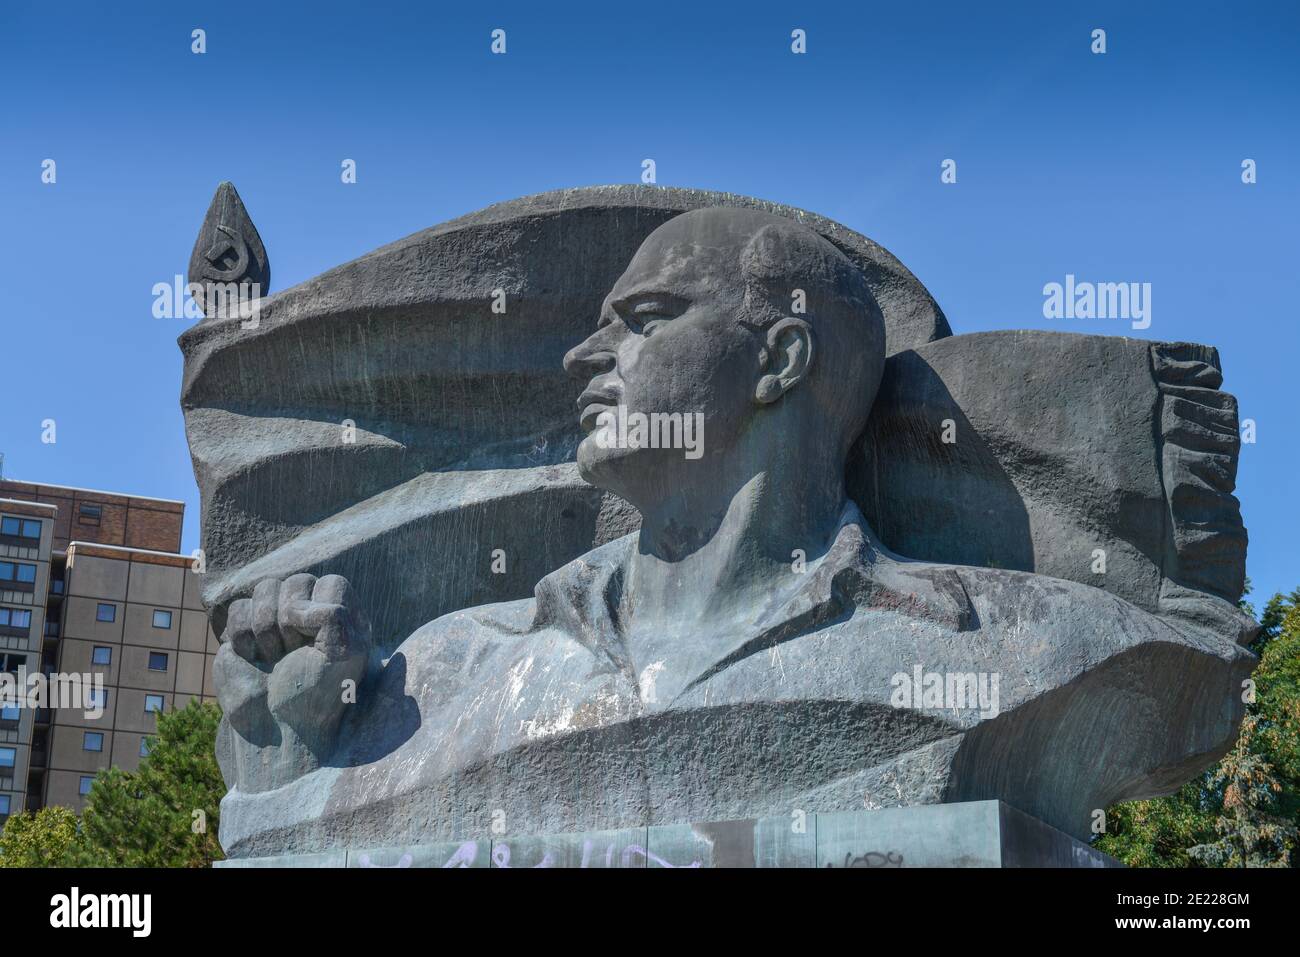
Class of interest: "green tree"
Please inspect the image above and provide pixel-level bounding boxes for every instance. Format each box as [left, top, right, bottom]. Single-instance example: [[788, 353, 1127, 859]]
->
[[1093, 781, 1217, 868], [1258, 589, 1300, 647], [0, 804, 81, 867], [71, 700, 225, 867], [1247, 602, 1300, 823], [1188, 714, 1297, 866]]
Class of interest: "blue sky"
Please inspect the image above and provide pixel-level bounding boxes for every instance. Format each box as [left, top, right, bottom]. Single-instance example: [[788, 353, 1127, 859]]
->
[[1, 1, 1296, 606]]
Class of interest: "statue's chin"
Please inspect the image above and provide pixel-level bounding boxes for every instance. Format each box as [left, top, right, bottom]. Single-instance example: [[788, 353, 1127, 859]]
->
[[576, 436, 642, 497]]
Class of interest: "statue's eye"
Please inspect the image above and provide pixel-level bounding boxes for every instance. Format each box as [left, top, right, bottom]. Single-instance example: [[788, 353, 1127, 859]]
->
[[630, 301, 674, 335]]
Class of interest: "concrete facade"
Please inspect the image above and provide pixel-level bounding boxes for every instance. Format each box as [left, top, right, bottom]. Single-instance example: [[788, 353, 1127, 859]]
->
[[44, 543, 216, 810], [0, 482, 215, 820]]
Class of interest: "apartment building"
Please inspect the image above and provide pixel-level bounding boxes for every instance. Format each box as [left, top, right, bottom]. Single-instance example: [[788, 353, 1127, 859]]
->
[[0, 481, 217, 821], [0, 499, 55, 822]]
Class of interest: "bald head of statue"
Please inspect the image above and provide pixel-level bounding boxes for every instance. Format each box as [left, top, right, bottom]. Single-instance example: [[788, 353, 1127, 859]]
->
[[563, 206, 886, 515]]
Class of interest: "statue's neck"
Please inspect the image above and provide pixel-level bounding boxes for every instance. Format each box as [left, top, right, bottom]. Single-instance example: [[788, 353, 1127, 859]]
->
[[625, 465, 849, 637]]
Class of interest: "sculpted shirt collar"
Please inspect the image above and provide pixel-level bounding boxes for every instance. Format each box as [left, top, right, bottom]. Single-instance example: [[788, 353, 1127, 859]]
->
[[526, 500, 978, 697]]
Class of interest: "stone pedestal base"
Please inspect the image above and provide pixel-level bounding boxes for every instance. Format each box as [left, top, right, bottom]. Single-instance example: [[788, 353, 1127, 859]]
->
[[213, 800, 1120, 868]]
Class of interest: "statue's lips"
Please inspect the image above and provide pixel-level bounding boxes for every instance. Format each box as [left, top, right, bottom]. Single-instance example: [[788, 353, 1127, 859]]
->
[[578, 388, 620, 433], [579, 402, 616, 434]]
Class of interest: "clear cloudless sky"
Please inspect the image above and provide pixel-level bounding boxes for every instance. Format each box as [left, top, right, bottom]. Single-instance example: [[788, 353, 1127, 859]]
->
[[1, 1, 1297, 605]]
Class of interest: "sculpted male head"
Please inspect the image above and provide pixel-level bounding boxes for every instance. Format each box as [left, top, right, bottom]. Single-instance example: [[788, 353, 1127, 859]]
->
[[563, 207, 886, 509]]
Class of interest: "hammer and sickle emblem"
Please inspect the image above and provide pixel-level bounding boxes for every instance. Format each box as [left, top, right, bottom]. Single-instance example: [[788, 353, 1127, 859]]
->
[[204, 224, 250, 281]]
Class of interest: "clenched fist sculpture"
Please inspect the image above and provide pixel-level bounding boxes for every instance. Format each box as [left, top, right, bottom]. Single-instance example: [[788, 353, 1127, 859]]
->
[[214, 574, 372, 793]]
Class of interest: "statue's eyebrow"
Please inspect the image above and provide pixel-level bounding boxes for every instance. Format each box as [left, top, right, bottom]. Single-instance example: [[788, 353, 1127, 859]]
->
[[610, 290, 687, 315], [597, 290, 688, 329]]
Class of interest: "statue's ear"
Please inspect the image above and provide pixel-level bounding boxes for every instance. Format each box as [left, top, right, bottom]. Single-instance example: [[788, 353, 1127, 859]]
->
[[755, 317, 814, 404]]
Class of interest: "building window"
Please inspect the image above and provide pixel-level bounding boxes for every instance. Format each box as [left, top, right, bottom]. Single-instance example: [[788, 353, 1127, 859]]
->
[[78, 503, 102, 526], [0, 607, 32, 636], [0, 517, 41, 540], [95, 603, 116, 622], [88, 688, 108, 710], [83, 731, 104, 752], [0, 747, 15, 768], [0, 653, 21, 673], [139, 737, 152, 757], [148, 652, 168, 672], [50, 578, 64, 595], [79, 775, 94, 796], [144, 694, 164, 714], [92, 646, 112, 666], [0, 561, 37, 588], [0, 795, 10, 816], [44, 620, 59, 638], [151, 609, 172, 629], [0, 705, 18, 722]]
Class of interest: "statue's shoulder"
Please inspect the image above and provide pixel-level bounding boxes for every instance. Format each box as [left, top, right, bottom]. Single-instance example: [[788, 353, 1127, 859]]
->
[[886, 557, 1249, 653], [936, 561, 1143, 621], [829, 510, 1183, 639], [862, 556, 1122, 636]]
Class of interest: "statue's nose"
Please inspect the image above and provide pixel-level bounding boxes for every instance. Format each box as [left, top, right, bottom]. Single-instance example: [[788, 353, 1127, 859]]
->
[[563, 331, 618, 381]]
